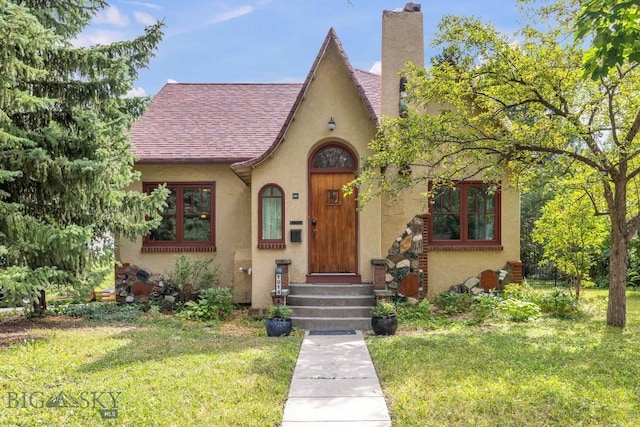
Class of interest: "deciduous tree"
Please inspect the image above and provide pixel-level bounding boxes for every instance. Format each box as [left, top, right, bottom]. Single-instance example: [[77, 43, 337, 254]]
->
[[351, 0, 640, 326]]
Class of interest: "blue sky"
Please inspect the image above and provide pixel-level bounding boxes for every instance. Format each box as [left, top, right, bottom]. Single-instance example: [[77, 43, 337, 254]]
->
[[76, 0, 524, 97]]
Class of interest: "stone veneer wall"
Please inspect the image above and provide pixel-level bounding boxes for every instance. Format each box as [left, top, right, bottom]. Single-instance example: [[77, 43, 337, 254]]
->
[[385, 215, 425, 294]]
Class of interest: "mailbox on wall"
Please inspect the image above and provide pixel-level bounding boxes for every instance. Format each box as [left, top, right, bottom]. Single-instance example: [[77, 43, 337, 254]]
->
[[290, 229, 302, 243]]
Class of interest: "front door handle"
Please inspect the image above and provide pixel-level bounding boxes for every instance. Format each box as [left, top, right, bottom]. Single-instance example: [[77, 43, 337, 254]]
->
[[311, 218, 317, 239]]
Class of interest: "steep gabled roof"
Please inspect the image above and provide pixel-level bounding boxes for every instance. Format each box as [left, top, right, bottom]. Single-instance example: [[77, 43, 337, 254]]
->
[[230, 28, 380, 177], [130, 83, 302, 163], [129, 28, 381, 179]]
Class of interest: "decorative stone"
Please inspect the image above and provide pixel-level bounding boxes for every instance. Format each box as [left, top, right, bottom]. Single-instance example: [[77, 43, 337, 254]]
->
[[385, 274, 394, 283], [396, 259, 410, 269], [386, 259, 396, 270], [398, 273, 420, 298], [388, 281, 398, 290], [388, 241, 401, 256], [480, 269, 499, 291], [410, 260, 420, 270], [400, 235, 412, 253], [135, 295, 150, 303], [125, 295, 135, 303], [164, 295, 176, 303], [395, 266, 410, 282], [471, 287, 485, 296], [463, 277, 481, 290]]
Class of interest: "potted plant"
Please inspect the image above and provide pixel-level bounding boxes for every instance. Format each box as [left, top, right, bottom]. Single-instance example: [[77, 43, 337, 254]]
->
[[371, 301, 398, 335], [266, 305, 293, 337]]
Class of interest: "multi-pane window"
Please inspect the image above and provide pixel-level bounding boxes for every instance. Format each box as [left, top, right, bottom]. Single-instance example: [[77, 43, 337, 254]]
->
[[258, 184, 285, 248], [430, 182, 499, 245], [143, 182, 215, 250]]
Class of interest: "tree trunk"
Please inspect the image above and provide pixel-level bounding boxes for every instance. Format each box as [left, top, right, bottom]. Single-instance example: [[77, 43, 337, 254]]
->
[[608, 214, 627, 327], [602, 171, 630, 328]]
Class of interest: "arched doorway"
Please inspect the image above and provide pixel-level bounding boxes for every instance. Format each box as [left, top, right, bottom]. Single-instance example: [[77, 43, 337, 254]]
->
[[307, 142, 360, 283]]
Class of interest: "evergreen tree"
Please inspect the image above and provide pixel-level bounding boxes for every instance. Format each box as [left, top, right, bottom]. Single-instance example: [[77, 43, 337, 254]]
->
[[0, 0, 168, 305]]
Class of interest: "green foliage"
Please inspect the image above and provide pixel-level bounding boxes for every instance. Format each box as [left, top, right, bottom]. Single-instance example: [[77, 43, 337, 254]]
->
[[538, 288, 580, 319], [497, 299, 542, 322], [396, 299, 431, 322], [0, 0, 168, 304], [267, 304, 292, 319], [502, 283, 523, 300], [166, 255, 220, 301], [532, 183, 608, 295], [178, 287, 235, 322], [472, 292, 501, 322], [50, 302, 142, 322], [371, 301, 397, 317], [575, 0, 640, 79], [435, 291, 472, 315]]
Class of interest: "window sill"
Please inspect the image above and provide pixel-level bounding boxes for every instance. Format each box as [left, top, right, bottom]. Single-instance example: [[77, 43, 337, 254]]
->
[[258, 242, 286, 250], [142, 245, 216, 253], [427, 245, 503, 252]]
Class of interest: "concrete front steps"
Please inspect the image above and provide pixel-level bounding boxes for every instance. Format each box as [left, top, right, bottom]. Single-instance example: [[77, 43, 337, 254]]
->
[[288, 283, 375, 330]]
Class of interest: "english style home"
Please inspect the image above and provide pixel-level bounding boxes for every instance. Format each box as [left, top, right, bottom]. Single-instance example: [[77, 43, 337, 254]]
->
[[116, 4, 521, 326]]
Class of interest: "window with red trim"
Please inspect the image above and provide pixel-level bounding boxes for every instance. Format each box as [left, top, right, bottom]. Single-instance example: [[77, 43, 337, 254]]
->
[[258, 184, 285, 249], [429, 182, 500, 245], [143, 182, 215, 251]]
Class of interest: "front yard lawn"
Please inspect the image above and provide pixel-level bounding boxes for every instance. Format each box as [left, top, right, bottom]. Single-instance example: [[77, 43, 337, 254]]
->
[[368, 289, 640, 426], [0, 312, 302, 426]]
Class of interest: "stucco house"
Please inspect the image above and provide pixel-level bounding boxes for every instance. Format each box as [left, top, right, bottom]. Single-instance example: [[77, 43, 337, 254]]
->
[[116, 5, 521, 329]]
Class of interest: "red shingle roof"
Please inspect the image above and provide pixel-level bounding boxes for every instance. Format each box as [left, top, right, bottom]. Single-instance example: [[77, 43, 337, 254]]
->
[[129, 29, 381, 165], [130, 83, 302, 163]]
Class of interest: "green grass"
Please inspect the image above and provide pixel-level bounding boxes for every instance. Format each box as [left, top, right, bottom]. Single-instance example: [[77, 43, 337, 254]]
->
[[0, 312, 302, 426], [368, 289, 640, 426]]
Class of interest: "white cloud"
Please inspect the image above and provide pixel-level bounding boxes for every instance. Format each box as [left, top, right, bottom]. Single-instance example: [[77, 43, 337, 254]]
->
[[369, 61, 381, 75], [133, 11, 157, 26], [167, 78, 178, 84], [119, 1, 162, 10], [72, 30, 128, 47], [211, 6, 253, 24], [95, 6, 129, 27], [169, 6, 254, 36], [125, 86, 147, 97]]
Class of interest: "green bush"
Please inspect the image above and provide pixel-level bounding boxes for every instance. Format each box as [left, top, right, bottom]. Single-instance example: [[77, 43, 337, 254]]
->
[[178, 287, 235, 321], [472, 292, 501, 321], [498, 298, 541, 322], [397, 299, 431, 322], [50, 302, 143, 322], [267, 305, 293, 319], [435, 291, 472, 315], [166, 255, 220, 302], [538, 288, 580, 318], [502, 283, 523, 299]]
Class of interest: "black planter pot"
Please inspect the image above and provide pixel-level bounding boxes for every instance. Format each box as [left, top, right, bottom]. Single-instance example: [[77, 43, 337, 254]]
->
[[371, 316, 398, 335], [266, 318, 293, 337]]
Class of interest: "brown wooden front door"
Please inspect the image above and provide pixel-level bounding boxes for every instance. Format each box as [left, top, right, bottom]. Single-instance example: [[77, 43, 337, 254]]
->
[[308, 144, 358, 276]]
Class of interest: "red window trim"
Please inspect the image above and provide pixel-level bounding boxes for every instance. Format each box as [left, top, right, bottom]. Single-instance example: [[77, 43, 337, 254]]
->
[[143, 182, 216, 252], [258, 183, 286, 250], [428, 181, 501, 247]]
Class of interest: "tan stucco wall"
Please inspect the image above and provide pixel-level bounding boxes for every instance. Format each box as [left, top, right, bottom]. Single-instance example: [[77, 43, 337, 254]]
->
[[249, 40, 381, 308], [116, 164, 251, 301], [426, 185, 520, 295]]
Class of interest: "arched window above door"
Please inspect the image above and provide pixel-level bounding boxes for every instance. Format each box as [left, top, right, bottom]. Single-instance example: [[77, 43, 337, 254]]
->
[[311, 145, 355, 171]]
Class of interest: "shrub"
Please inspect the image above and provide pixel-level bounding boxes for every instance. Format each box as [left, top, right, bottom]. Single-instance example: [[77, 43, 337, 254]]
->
[[502, 283, 523, 300], [472, 292, 501, 321], [397, 299, 431, 322], [538, 288, 580, 318], [267, 305, 292, 319], [435, 291, 472, 315], [166, 255, 220, 302], [498, 299, 541, 322], [178, 287, 235, 321]]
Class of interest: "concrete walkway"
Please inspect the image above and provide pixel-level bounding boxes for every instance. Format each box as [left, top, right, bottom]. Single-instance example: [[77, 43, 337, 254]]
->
[[281, 330, 392, 426]]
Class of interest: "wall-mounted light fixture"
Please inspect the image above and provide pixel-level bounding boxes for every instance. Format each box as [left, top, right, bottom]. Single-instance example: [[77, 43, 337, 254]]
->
[[328, 117, 336, 131]]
